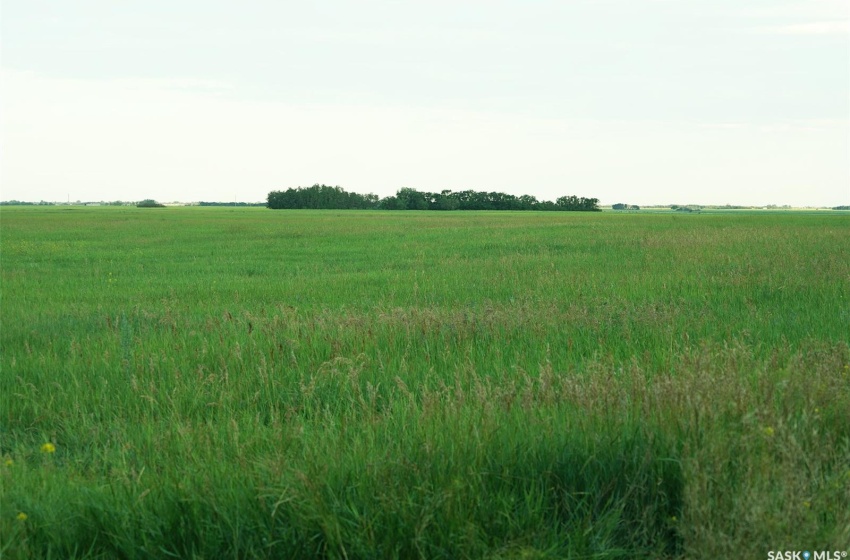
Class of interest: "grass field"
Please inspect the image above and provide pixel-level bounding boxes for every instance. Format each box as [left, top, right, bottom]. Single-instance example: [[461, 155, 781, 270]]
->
[[1, 206, 849, 559]]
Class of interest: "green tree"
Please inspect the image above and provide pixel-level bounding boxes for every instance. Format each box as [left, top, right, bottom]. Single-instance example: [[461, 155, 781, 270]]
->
[[137, 199, 165, 208]]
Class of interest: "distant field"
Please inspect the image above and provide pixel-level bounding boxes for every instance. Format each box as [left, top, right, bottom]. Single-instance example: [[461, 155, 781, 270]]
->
[[1, 206, 849, 559]]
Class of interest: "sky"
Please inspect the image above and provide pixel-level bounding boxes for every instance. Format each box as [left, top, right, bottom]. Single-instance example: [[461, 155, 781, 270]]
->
[[1, 0, 848, 206]]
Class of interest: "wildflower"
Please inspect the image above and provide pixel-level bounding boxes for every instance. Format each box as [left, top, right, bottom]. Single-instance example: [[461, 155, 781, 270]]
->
[[4, 459, 12, 467], [803, 500, 811, 509], [40, 443, 56, 454], [762, 426, 775, 437], [16, 512, 27, 521]]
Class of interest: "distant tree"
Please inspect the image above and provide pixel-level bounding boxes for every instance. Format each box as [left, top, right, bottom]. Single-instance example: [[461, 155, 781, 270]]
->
[[378, 196, 403, 210], [612, 203, 626, 210], [427, 190, 460, 210], [556, 196, 600, 212], [137, 199, 165, 208], [396, 188, 428, 210], [518, 194, 538, 210]]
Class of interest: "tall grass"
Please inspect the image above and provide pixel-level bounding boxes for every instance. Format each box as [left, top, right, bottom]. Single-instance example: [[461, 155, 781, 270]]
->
[[1, 207, 848, 558]]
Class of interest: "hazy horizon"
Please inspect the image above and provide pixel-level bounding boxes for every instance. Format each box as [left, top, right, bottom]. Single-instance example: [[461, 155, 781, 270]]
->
[[0, 190, 847, 209], [2, 193, 845, 209]]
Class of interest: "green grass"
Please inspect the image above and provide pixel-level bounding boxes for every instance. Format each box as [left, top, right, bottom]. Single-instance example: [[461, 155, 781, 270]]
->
[[1, 206, 849, 558]]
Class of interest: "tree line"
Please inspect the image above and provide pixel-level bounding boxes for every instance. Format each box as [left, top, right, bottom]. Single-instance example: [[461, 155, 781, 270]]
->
[[267, 185, 600, 212]]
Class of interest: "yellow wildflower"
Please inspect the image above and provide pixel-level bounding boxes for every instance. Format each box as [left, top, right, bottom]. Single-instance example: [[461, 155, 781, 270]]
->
[[4, 458, 12, 467], [762, 426, 775, 437], [803, 500, 811, 509], [16, 512, 27, 521], [40, 443, 56, 454]]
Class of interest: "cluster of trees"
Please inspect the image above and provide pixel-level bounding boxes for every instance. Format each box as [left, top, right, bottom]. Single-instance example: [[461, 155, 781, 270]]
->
[[266, 185, 380, 210], [136, 199, 165, 208], [612, 203, 640, 210], [267, 185, 600, 212]]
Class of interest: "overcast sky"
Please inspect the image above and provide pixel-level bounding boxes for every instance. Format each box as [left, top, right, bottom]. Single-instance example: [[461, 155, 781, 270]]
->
[[1, 1, 848, 206]]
